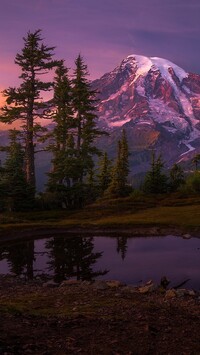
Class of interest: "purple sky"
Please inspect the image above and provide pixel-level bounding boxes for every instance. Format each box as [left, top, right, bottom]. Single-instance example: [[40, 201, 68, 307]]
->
[[0, 0, 200, 92]]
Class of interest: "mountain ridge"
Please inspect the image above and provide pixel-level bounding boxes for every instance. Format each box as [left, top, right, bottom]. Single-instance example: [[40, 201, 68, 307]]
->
[[92, 54, 200, 173]]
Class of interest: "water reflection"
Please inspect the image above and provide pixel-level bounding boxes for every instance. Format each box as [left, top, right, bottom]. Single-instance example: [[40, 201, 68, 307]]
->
[[0, 236, 108, 282], [0, 240, 35, 280], [46, 236, 108, 282], [0, 235, 199, 289], [116, 236, 128, 260]]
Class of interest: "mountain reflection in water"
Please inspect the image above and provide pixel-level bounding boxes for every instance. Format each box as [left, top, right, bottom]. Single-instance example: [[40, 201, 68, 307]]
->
[[0, 235, 199, 289]]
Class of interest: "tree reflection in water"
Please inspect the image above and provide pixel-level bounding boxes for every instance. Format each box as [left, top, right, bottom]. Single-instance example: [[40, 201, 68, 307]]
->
[[45, 236, 108, 282], [0, 240, 35, 279], [117, 236, 128, 260]]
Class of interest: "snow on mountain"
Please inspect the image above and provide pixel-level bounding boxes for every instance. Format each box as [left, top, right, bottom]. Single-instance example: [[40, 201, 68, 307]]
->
[[92, 54, 200, 173]]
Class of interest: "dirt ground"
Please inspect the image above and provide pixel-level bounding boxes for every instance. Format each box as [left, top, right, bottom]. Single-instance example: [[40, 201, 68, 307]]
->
[[0, 276, 199, 355]]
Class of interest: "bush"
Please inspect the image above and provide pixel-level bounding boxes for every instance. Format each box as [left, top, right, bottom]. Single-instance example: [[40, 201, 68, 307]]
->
[[180, 172, 200, 194]]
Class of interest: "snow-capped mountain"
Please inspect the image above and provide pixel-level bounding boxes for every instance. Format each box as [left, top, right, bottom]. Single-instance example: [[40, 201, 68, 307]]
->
[[93, 55, 200, 174]]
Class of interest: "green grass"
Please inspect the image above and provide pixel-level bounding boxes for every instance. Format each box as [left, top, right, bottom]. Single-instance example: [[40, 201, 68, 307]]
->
[[0, 195, 200, 233], [92, 204, 200, 228], [0, 290, 123, 318]]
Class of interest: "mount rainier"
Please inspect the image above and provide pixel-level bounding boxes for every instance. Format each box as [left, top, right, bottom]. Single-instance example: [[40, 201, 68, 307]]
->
[[92, 54, 200, 176]]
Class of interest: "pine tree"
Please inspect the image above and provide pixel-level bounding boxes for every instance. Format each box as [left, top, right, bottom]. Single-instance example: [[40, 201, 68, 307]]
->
[[192, 154, 200, 171], [143, 152, 168, 194], [106, 129, 130, 197], [120, 128, 129, 186], [97, 152, 112, 193], [1, 130, 33, 211], [46, 61, 75, 190], [169, 163, 185, 192], [0, 161, 6, 210], [0, 30, 59, 194], [72, 54, 103, 183]]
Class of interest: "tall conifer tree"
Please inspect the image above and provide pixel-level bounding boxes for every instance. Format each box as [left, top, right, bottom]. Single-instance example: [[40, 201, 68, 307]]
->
[[46, 61, 75, 190], [143, 152, 168, 194], [169, 163, 185, 192], [72, 54, 102, 183], [97, 152, 112, 193], [0, 30, 59, 194], [1, 130, 32, 210], [106, 129, 130, 197]]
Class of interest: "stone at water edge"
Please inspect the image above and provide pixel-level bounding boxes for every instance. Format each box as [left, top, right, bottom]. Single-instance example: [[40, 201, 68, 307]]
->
[[165, 289, 177, 299], [182, 234, 192, 239], [92, 281, 109, 290], [106, 280, 125, 288], [138, 281, 156, 294], [43, 280, 59, 288], [60, 280, 80, 287]]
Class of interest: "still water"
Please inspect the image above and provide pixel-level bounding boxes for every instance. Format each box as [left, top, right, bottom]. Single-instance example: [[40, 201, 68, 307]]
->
[[0, 234, 199, 289]]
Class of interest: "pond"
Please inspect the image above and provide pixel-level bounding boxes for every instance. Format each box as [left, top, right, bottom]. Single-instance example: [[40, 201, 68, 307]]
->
[[0, 234, 200, 289]]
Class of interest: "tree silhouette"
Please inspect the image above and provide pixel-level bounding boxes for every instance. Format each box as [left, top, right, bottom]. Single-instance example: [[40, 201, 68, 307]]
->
[[46, 236, 108, 282], [0, 30, 59, 194]]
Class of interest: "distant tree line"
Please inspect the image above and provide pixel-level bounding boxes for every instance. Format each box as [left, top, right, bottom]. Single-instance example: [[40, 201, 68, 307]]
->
[[0, 30, 199, 212]]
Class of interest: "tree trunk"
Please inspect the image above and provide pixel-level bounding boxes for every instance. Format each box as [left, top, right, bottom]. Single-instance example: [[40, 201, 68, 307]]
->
[[25, 106, 35, 193]]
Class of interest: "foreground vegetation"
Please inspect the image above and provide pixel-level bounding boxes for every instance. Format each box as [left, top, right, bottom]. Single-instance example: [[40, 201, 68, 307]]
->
[[0, 194, 200, 237]]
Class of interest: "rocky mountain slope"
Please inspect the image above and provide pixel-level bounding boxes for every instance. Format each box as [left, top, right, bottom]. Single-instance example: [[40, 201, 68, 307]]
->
[[93, 55, 200, 176]]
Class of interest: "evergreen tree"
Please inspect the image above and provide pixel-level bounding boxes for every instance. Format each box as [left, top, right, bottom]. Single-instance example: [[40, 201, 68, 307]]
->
[[72, 54, 103, 183], [192, 154, 200, 171], [46, 61, 75, 191], [1, 130, 33, 210], [97, 152, 112, 193], [184, 171, 200, 194], [46, 55, 105, 208], [106, 129, 130, 197], [169, 163, 185, 192], [0, 30, 59, 194], [0, 161, 5, 210], [120, 128, 129, 184], [143, 152, 168, 194]]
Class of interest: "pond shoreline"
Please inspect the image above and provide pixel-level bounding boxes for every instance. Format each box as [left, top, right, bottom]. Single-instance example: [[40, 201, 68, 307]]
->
[[0, 224, 200, 243]]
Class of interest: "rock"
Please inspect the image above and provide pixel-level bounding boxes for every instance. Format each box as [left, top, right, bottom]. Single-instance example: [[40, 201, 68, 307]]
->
[[138, 280, 156, 294], [80, 280, 91, 286], [43, 280, 59, 288], [60, 280, 80, 287], [187, 290, 196, 297], [138, 284, 155, 294], [165, 289, 176, 299], [175, 289, 187, 297], [146, 280, 153, 285], [92, 281, 109, 290], [182, 234, 192, 239], [149, 228, 160, 235], [106, 280, 124, 288], [122, 286, 138, 294]]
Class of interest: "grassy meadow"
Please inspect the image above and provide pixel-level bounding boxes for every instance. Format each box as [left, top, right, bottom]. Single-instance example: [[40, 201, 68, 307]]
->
[[0, 194, 199, 235]]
